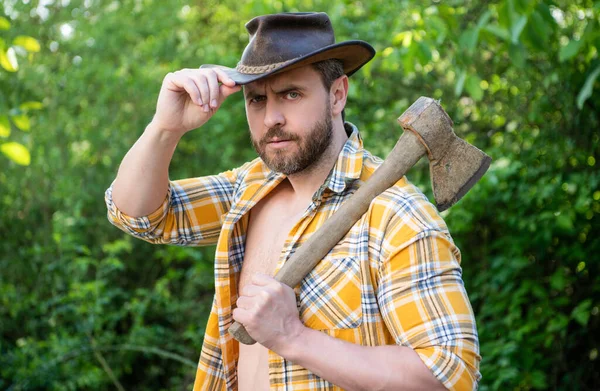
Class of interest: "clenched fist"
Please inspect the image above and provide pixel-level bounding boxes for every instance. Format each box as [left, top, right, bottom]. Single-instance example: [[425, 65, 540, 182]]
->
[[233, 273, 307, 353], [150, 67, 241, 136]]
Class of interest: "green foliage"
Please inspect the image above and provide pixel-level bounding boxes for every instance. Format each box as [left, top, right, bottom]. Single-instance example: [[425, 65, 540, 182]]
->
[[0, 11, 40, 165], [1, 0, 598, 390]]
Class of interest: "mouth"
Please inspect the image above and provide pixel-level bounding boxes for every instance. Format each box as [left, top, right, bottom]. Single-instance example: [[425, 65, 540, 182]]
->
[[265, 138, 294, 147]]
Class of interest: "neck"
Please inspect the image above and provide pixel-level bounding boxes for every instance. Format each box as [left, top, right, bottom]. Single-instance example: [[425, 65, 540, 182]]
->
[[285, 119, 348, 201]]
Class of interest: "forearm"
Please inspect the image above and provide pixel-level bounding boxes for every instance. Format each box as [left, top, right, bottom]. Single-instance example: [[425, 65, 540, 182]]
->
[[278, 327, 446, 391], [112, 122, 181, 217]]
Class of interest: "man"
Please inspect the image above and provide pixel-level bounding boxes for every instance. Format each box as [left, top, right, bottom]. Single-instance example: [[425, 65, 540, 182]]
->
[[105, 12, 481, 391]]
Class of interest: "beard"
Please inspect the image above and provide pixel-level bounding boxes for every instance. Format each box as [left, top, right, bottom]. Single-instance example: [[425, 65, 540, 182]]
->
[[251, 106, 333, 176]]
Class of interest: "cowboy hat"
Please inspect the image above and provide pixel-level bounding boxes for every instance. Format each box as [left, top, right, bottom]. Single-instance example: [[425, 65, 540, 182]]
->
[[201, 12, 376, 85]]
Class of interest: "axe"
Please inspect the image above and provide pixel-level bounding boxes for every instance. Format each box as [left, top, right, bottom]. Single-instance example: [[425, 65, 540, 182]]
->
[[230, 97, 491, 345]]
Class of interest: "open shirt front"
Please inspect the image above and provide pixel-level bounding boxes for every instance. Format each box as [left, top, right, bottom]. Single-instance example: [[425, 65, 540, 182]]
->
[[105, 123, 481, 391]]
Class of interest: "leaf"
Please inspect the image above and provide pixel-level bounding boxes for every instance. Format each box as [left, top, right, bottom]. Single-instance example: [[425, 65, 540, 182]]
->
[[571, 299, 592, 326], [465, 74, 483, 101], [459, 28, 479, 53], [577, 65, 600, 109], [559, 39, 583, 63], [498, 0, 512, 29], [514, 0, 530, 13], [509, 43, 526, 68], [1, 142, 31, 165], [11, 114, 31, 131], [0, 16, 10, 30], [556, 213, 574, 231], [536, 2, 556, 25], [547, 313, 569, 332], [476, 10, 492, 29], [416, 42, 432, 64], [524, 11, 551, 50], [427, 16, 447, 45], [402, 44, 417, 74], [483, 25, 511, 42], [531, 370, 548, 390], [0, 47, 18, 72], [511, 15, 528, 43], [13, 36, 41, 53], [455, 69, 466, 97], [19, 101, 44, 111], [392, 31, 412, 47], [0, 115, 10, 138], [550, 270, 566, 291]]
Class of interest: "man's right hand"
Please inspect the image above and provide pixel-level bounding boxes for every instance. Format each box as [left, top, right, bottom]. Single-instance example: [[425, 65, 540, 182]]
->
[[111, 67, 240, 217], [150, 68, 241, 136]]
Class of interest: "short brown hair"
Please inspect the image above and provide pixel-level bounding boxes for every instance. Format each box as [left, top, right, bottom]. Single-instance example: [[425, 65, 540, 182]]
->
[[311, 59, 346, 121], [312, 59, 344, 89]]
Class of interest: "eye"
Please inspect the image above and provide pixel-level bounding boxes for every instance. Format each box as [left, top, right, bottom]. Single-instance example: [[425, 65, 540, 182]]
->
[[249, 95, 266, 104], [285, 91, 300, 100]]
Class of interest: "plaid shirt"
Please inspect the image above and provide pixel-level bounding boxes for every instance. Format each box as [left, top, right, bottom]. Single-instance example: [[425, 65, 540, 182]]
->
[[105, 124, 481, 391]]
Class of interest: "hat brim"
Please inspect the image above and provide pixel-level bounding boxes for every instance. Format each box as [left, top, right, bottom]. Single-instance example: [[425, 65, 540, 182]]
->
[[201, 40, 375, 85]]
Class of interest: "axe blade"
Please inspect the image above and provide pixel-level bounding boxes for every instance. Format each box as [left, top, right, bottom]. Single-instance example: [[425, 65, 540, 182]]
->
[[431, 135, 492, 211], [398, 97, 492, 212]]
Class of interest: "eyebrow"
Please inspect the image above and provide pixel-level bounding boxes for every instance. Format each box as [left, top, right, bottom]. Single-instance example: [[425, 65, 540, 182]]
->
[[243, 88, 262, 100], [271, 84, 306, 95], [244, 83, 307, 99]]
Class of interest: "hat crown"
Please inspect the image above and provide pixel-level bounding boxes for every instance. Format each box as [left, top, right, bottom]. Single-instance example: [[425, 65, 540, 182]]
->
[[240, 12, 335, 67]]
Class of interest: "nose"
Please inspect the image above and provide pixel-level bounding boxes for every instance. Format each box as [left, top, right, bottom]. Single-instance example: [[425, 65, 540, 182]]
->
[[263, 100, 285, 129]]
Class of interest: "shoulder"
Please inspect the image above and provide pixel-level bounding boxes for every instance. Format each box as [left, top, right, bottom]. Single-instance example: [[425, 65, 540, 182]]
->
[[224, 157, 282, 203], [360, 148, 452, 249], [224, 156, 273, 187]]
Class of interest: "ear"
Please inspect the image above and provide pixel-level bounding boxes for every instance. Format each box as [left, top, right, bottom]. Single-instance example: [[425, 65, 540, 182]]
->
[[330, 75, 349, 117]]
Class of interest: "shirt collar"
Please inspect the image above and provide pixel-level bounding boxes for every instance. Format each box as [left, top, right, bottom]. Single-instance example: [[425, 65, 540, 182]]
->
[[322, 122, 364, 194]]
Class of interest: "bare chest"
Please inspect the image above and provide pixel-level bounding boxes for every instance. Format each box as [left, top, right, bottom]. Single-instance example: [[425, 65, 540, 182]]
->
[[239, 193, 305, 292], [237, 202, 299, 391], [236, 182, 311, 391]]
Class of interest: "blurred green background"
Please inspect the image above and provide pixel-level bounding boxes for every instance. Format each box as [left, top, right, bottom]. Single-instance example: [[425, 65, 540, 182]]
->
[[1, 0, 599, 390]]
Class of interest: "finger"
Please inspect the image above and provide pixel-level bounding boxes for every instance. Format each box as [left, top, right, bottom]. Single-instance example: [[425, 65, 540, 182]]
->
[[221, 84, 242, 99], [251, 273, 276, 286], [188, 72, 210, 111], [213, 68, 236, 87], [232, 307, 251, 325], [179, 76, 203, 106], [206, 71, 220, 108], [240, 284, 263, 297], [236, 295, 255, 309], [163, 72, 186, 93]]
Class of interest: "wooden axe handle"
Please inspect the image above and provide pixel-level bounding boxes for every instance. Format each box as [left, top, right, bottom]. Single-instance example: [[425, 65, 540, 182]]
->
[[230, 130, 426, 345]]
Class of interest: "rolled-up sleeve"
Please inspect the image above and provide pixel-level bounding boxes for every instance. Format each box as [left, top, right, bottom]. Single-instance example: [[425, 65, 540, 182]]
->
[[105, 169, 238, 246], [376, 228, 481, 390]]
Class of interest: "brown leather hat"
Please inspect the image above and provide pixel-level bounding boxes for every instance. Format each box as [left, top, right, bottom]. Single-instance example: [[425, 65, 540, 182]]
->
[[201, 12, 376, 85]]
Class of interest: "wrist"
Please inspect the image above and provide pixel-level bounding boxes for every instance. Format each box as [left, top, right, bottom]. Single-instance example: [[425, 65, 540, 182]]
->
[[273, 321, 310, 361], [145, 121, 184, 146]]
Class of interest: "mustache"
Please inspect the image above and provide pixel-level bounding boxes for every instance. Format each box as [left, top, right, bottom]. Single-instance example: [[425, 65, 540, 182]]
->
[[258, 127, 300, 147]]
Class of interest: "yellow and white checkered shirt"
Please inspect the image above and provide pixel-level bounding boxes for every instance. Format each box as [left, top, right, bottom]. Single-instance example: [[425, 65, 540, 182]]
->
[[105, 124, 481, 390]]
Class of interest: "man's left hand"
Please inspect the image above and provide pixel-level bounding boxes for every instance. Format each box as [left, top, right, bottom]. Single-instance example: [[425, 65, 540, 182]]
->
[[233, 273, 306, 352]]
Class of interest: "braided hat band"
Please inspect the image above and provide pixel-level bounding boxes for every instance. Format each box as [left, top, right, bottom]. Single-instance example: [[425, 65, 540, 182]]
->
[[235, 59, 295, 75]]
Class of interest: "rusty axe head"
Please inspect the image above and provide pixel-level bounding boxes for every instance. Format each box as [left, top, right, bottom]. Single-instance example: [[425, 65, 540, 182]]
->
[[398, 97, 492, 211]]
